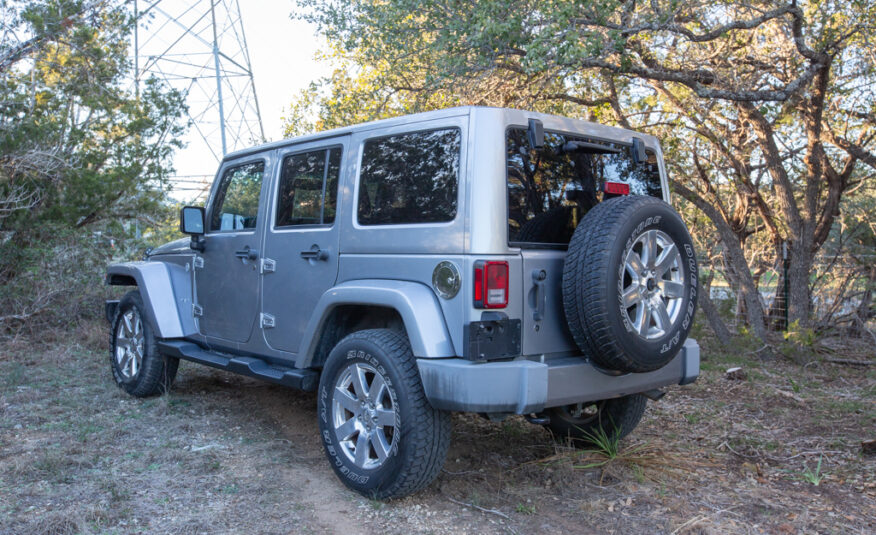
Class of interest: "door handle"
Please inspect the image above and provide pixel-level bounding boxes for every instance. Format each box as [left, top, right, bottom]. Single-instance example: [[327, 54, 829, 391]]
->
[[234, 245, 258, 260], [300, 244, 329, 261], [531, 269, 547, 322]]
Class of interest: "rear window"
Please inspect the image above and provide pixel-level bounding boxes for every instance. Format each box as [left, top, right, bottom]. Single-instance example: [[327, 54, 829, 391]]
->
[[357, 128, 460, 225], [507, 128, 662, 246]]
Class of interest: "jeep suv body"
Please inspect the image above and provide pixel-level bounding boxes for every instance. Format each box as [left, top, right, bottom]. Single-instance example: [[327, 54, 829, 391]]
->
[[106, 107, 699, 498]]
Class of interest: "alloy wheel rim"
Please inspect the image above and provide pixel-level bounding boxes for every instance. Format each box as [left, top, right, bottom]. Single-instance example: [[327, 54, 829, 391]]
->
[[620, 229, 685, 340], [115, 309, 144, 380], [331, 362, 398, 470]]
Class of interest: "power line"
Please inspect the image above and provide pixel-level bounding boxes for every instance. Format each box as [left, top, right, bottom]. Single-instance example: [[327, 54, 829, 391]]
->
[[131, 0, 264, 203]]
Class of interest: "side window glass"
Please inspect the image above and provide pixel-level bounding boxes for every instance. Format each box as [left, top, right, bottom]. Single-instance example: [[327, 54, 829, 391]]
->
[[210, 161, 265, 231], [276, 147, 342, 227], [357, 128, 460, 225]]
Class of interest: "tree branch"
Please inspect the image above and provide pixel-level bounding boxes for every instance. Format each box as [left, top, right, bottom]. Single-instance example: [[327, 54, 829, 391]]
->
[[737, 102, 804, 235], [673, 182, 767, 340], [824, 126, 876, 170], [574, 4, 797, 44]]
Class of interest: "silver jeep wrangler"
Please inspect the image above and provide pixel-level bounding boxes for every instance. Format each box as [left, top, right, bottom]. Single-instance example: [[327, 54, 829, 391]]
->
[[106, 107, 699, 499]]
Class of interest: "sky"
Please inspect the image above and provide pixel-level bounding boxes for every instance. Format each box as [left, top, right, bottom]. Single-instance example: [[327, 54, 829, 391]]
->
[[162, 0, 331, 200], [237, 1, 330, 142]]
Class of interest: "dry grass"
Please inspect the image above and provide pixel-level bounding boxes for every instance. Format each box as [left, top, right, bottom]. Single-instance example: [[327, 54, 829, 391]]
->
[[1, 319, 874, 534], [534, 438, 721, 488]]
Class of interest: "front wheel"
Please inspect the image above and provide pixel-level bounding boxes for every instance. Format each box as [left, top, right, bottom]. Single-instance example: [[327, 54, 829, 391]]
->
[[110, 290, 179, 397], [317, 329, 451, 499]]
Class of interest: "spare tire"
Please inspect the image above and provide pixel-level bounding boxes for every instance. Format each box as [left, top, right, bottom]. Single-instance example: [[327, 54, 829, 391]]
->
[[562, 195, 698, 373]]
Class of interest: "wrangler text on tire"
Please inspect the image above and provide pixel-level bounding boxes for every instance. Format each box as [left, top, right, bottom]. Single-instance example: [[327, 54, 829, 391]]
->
[[317, 329, 451, 499]]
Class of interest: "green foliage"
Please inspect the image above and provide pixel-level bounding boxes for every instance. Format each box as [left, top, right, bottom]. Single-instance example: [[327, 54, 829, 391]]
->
[[783, 320, 817, 347], [282, 28, 587, 136], [140, 202, 186, 248], [683, 412, 703, 425], [0, 0, 187, 330], [515, 503, 536, 515], [574, 425, 622, 468], [778, 318, 818, 361], [784, 455, 826, 486], [296, 0, 876, 338]]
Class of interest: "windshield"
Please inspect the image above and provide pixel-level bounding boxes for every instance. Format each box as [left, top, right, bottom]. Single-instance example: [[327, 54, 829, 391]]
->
[[506, 128, 663, 246]]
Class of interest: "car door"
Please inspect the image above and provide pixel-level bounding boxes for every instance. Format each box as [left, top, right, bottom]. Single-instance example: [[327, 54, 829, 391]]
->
[[195, 157, 270, 343], [260, 137, 348, 353]]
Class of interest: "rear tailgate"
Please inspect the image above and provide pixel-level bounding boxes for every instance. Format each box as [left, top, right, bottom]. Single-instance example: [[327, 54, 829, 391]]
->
[[506, 123, 664, 358], [519, 249, 577, 356]]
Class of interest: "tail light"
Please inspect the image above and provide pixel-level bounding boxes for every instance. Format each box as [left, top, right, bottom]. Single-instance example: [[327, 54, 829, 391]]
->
[[603, 181, 630, 195], [474, 260, 508, 308]]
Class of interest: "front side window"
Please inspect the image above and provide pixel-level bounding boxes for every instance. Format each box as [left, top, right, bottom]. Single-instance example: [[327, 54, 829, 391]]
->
[[357, 128, 460, 225], [507, 128, 662, 245], [276, 147, 342, 227], [210, 161, 265, 231]]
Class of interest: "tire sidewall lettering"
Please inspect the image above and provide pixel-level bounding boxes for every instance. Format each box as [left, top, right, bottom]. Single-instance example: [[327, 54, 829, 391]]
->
[[319, 385, 328, 424], [590, 199, 698, 367], [681, 243, 698, 332], [321, 340, 410, 489]]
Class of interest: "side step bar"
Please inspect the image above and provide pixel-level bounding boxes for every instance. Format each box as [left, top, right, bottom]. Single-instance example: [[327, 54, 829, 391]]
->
[[157, 340, 318, 391]]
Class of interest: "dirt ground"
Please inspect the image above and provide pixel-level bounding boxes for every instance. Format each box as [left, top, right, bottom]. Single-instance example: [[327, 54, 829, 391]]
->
[[0, 320, 873, 535]]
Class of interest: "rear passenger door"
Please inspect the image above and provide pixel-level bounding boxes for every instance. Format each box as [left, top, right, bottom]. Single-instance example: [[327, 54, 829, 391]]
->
[[260, 137, 348, 354]]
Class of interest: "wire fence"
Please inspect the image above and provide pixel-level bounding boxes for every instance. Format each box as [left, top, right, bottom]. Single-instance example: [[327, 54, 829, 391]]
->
[[700, 257, 875, 338]]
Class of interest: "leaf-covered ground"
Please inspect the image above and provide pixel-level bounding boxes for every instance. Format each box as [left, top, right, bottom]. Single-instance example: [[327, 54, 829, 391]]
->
[[1, 321, 873, 534]]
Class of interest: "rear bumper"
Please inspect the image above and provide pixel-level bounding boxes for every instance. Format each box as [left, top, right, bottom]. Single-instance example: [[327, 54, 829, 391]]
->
[[417, 338, 700, 414]]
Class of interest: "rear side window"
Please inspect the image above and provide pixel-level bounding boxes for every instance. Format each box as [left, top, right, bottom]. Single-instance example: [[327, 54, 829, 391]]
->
[[507, 128, 662, 246], [357, 128, 460, 225], [210, 161, 265, 231], [276, 147, 341, 227]]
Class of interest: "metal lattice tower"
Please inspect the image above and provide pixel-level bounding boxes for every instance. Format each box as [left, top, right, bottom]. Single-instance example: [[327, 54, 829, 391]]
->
[[132, 0, 265, 199]]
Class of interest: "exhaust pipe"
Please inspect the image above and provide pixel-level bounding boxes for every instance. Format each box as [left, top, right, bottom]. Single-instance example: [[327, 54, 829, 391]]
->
[[642, 389, 665, 401], [524, 414, 550, 425]]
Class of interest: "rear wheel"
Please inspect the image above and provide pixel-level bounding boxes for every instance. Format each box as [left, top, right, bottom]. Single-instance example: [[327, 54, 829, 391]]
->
[[110, 290, 178, 397], [317, 329, 451, 499], [545, 394, 647, 445]]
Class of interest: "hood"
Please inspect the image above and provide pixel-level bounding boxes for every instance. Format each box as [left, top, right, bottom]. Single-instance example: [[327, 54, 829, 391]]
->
[[149, 237, 191, 256]]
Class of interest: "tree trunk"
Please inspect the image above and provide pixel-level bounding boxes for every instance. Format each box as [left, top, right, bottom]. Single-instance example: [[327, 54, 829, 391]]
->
[[699, 277, 732, 346], [787, 240, 814, 326], [767, 268, 789, 331], [674, 183, 768, 340], [850, 266, 875, 340]]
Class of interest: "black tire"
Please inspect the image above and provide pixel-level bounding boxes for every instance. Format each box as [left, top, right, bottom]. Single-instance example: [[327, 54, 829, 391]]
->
[[545, 394, 647, 445], [110, 290, 179, 397], [317, 329, 451, 499], [562, 195, 698, 373]]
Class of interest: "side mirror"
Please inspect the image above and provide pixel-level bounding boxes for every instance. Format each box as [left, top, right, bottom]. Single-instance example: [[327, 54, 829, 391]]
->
[[180, 206, 206, 252], [527, 118, 544, 150], [630, 137, 647, 164]]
